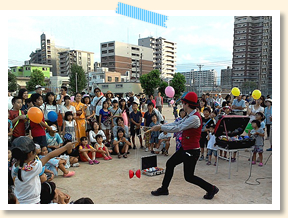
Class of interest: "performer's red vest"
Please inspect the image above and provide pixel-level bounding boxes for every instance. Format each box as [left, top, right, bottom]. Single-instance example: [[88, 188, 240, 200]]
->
[[181, 111, 202, 150]]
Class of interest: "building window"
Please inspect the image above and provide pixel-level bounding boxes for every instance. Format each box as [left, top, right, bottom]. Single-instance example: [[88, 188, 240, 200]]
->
[[108, 76, 112, 82], [108, 43, 114, 47], [108, 49, 114, 53], [102, 85, 109, 88], [116, 84, 123, 88], [100, 75, 104, 79], [115, 77, 119, 82], [102, 50, 107, 54], [13, 69, 16, 72]]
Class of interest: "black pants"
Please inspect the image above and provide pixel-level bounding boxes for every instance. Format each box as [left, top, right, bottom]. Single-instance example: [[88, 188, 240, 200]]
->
[[162, 147, 213, 192], [266, 124, 271, 137]]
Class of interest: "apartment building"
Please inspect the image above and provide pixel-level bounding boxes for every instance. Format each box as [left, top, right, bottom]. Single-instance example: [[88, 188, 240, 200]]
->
[[180, 69, 217, 95], [138, 36, 177, 81], [232, 16, 272, 96], [58, 50, 94, 76], [221, 66, 232, 90], [100, 41, 153, 79], [29, 33, 94, 77]]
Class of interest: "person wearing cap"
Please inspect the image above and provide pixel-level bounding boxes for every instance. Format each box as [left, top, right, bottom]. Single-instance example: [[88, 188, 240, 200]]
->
[[264, 99, 272, 142], [216, 93, 223, 106], [150, 92, 219, 200], [9, 136, 75, 204], [35, 85, 44, 95]]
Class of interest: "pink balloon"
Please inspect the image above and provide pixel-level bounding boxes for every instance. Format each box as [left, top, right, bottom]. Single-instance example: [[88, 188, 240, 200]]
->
[[165, 86, 175, 98], [170, 100, 175, 104], [70, 96, 75, 102]]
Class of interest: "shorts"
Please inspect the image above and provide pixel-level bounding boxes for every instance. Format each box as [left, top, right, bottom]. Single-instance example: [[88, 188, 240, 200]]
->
[[199, 137, 207, 149], [131, 127, 140, 137], [253, 144, 264, 153], [96, 147, 106, 158], [79, 151, 94, 162], [150, 136, 159, 144], [153, 142, 166, 152], [207, 149, 217, 157], [144, 131, 151, 144], [101, 123, 111, 130], [33, 135, 47, 148]]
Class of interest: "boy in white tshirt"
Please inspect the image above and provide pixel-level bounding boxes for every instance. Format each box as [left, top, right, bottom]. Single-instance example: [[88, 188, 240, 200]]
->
[[206, 124, 218, 166], [153, 131, 172, 156]]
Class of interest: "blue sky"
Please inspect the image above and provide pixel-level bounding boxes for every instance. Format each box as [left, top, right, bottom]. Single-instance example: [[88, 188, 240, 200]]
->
[[8, 15, 234, 84]]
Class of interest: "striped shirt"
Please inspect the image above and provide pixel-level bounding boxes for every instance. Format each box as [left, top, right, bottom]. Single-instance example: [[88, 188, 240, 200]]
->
[[161, 109, 200, 133]]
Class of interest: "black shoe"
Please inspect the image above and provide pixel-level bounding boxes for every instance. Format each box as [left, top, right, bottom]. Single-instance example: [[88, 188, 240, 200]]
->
[[151, 151, 155, 154], [133, 146, 136, 149], [203, 186, 219, 200], [151, 187, 169, 196]]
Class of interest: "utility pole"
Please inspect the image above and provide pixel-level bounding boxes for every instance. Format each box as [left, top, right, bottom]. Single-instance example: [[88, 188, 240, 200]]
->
[[197, 64, 204, 97], [76, 71, 78, 93], [140, 53, 143, 78]]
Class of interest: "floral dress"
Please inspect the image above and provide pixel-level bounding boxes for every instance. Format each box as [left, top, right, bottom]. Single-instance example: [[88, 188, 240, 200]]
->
[[173, 117, 183, 151]]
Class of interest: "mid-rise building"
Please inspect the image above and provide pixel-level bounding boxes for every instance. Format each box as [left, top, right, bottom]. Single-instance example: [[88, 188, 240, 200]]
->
[[138, 36, 177, 81], [100, 41, 153, 79], [58, 50, 94, 76], [10, 63, 52, 78], [221, 66, 232, 90], [29, 33, 94, 77], [232, 16, 272, 95], [29, 33, 69, 76], [180, 69, 217, 96]]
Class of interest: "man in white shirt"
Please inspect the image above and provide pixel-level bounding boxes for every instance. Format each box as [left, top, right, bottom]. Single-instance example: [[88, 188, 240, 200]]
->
[[154, 131, 172, 156], [91, 87, 106, 121]]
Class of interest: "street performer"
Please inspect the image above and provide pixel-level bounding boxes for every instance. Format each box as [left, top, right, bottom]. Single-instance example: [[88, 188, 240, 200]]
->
[[150, 92, 219, 200]]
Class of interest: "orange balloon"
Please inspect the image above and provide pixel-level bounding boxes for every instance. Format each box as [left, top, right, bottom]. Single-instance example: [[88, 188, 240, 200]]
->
[[27, 107, 43, 123]]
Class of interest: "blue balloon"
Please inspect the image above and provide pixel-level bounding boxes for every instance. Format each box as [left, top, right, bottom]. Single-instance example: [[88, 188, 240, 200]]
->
[[47, 111, 58, 122]]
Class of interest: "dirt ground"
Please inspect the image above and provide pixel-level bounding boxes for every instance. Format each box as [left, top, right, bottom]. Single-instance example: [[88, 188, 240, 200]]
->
[[53, 105, 272, 204]]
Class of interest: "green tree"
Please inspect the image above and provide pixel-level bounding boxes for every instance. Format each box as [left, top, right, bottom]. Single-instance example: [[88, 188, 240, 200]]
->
[[8, 71, 18, 92], [158, 81, 168, 96], [26, 69, 46, 91], [140, 70, 161, 96], [169, 73, 186, 98], [69, 64, 87, 94], [241, 81, 258, 95]]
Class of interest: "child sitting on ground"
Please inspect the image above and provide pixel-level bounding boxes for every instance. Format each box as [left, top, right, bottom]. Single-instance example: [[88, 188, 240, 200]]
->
[[95, 134, 112, 160], [78, 136, 99, 165], [154, 131, 172, 156], [206, 124, 218, 166], [10, 136, 75, 204], [113, 128, 131, 158], [248, 120, 265, 167], [39, 146, 75, 177], [46, 124, 63, 152]]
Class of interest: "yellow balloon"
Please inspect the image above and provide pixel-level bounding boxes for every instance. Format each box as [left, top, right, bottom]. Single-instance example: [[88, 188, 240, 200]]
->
[[231, 87, 240, 96], [252, 89, 261, 100], [28, 94, 31, 98]]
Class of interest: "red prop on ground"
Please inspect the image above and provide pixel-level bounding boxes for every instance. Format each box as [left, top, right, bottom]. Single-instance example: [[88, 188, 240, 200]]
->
[[135, 169, 141, 178]]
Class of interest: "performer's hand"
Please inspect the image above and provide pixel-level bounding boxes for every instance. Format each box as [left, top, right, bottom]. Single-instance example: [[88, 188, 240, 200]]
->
[[150, 125, 161, 132]]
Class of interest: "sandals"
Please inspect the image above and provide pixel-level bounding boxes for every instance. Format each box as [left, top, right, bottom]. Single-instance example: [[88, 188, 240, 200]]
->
[[123, 153, 128, 158], [108, 156, 112, 160], [118, 153, 122, 159], [63, 171, 75, 177], [103, 156, 110, 160]]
